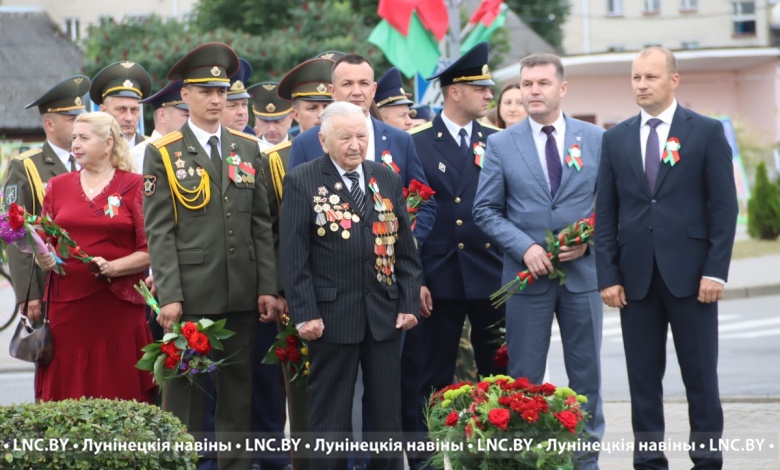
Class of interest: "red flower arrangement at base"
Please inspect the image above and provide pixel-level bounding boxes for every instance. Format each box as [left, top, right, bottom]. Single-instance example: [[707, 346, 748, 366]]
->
[[426, 375, 591, 469], [134, 282, 235, 385]]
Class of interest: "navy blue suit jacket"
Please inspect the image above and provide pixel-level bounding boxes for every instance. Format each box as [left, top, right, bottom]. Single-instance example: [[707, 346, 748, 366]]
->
[[288, 117, 435, 246], [411, 115, 502, 300], [595, 105, 738, 299]]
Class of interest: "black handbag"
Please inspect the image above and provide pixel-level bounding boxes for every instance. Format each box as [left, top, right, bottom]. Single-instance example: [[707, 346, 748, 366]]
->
[[8, 261, 53, 364]]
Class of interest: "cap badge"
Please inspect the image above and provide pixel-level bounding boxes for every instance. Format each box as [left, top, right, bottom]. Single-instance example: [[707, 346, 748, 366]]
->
[[231, 80, 245, 91], [211, 66, 221, 77], [266, 103, 277, 112], [321, 53, 334, 60], [74, 97, 83, 106], [262, 84, 276, 91], [410, 109, 417, 118], [123, 79, 134, 88], [317, 83, 328, 93], [482, 64, 490, 75], [73, 77, 84, 84], [399, 88, 405, 94], [120, 61, 135, 68]]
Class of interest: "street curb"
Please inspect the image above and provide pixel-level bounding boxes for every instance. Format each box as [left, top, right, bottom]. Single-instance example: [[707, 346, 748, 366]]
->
[[605, 397, 780, 404], [723, 283, 780, 300]]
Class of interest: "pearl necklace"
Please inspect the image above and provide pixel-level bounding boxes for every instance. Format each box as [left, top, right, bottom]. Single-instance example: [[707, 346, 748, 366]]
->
[[81, 169, 115, 194]]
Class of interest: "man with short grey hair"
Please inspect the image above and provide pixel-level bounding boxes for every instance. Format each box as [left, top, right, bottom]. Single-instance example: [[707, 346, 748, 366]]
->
[[280, 101, 422, 470]]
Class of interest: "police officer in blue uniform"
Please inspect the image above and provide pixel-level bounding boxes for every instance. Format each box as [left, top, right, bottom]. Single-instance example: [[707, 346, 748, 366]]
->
[[409, 42, 506, 467]]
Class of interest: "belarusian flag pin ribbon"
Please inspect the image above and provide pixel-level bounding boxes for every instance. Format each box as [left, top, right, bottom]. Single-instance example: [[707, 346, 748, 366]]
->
[[663, 138, 681, 166], [566, 144, 583, 171]]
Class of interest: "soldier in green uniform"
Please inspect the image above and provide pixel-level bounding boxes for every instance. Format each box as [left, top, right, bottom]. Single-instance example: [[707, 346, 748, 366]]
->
[[142, 42, 277, 470], [3, 76, 91, 328], [248, 82, 293, 153], [90, 61, 152, 146]]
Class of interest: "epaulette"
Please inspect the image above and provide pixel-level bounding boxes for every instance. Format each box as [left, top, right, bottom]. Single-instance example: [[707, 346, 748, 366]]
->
[[13, 147, 43, 160], [408, 121, 433, 135], [480, 122, 501, 132], [152, 131, 183, 149], [227, 128, 259, 141], [263, 140, 292, 155]]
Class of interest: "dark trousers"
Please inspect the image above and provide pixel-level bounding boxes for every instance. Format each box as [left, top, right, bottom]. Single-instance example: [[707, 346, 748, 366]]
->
[[622, 264, 723, 470], [307, 327, 403, 470], [251, 320, 290, 469], [163, 310, 256, 470], [415, 299, 506, 469]]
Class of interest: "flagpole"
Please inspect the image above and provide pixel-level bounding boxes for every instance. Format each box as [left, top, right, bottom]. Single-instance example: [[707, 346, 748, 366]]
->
[[446, 0, 463, 62]]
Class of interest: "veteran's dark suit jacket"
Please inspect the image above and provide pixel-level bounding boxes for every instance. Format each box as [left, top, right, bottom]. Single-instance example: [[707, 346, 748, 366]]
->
[[4, 143, 68, 302], [410, 115, 502, 300], [143, 123, 278, 315], [288, 117, 435, 246], [595, 105, 739, 299], [280, 155, 422, 344]]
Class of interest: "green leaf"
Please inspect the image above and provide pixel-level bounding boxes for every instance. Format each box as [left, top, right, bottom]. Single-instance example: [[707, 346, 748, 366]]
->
[[210, 330, 234, 340], [209, 337, 224, 350], [197, 318, 215, 329], [141, 343, 162, 353], [153, 354, 166, 385], [206, 318, 227, 331], [162, 333, 178, 343], [174, 336, 189, 350]]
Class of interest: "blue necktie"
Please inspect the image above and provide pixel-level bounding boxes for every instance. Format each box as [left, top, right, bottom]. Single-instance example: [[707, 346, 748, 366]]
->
[[542, 126, 562, 197], [458, 128, 469, 156], [645, 118, 663, 192], [345, 171, 365, 216]]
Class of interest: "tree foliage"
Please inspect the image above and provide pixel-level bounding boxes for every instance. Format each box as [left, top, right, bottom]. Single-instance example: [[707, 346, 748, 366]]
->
[[505, 0, 570, 52], [747, 162, 780, 240]]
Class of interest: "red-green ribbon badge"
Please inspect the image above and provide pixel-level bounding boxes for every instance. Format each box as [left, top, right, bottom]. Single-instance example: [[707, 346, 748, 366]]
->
[[104, 194, 121, 218], [380, 150, 400, 174], [566, 144, 583, 171], [227, 152, 256, 184], [473, 142, 486, 168], [663, 138, 681, 166]]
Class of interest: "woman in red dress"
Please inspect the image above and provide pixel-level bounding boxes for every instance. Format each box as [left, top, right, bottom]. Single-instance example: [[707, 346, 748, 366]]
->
[[36, 111, 155, 402]]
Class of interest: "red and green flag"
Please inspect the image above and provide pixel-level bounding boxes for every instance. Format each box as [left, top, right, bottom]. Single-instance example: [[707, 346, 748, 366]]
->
[[461, 0, 508, 53], [369, 0, 448, 78]]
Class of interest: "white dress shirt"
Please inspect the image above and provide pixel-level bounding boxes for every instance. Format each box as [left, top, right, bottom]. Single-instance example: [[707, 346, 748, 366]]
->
[[640, 100, 677, 170], [330, 158, 366, 194], [48, 141, 78, 171], [130, 130, 162, 174], [440, 111, 472, 146], [188, 119, 222, 158]]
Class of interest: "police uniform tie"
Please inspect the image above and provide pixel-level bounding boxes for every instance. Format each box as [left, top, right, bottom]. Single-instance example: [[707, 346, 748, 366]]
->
[[458, 128, 470, 156], [645, 118, 663, 192], [345, 171, 365, 216], [68, 154, 77, 172], [208, 135, 222, 178], [542, 125, 562, 197]]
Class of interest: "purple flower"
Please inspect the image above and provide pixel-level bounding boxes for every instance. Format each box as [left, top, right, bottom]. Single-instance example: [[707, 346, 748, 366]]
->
[[183, 348, 196, 357], [179, 362, 188, 371], [206, 364, 217, 373], [190, 369, 199, 375], [0, 219, 27, 245]]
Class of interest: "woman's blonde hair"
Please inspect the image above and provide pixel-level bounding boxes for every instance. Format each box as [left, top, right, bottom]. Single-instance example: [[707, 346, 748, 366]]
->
[[74, 112, 133, 171]]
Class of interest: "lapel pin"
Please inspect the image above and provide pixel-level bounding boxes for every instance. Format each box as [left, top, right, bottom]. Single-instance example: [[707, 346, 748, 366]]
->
[[438, 162, 446, 173], [478, 131, 483, 138], [334, 182, 344, 191], [230, 142, 237, 149], [576, 136, 581, 142], [437, 132, 443, 139], [187, 145, 196, 152], [382, 135, 387, 141]]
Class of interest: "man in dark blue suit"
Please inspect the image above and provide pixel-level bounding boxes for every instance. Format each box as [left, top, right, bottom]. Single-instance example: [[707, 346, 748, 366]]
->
[[288, 54, 434, 246], [409, 42, 505, 467], [596, 47, 738, 470]]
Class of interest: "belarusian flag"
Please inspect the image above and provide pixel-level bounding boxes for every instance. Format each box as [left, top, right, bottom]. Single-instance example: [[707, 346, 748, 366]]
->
[[461, 0, 508, 53], [369, 0, 447, 78]]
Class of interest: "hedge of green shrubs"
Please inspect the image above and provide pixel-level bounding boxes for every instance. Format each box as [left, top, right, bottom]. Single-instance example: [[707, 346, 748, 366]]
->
[[747, 162, 780, 240], [0, 398, 198, 469]]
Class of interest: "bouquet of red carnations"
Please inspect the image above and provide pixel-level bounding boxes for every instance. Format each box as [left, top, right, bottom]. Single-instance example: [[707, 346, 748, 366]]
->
[[262, 316, 309, 385], [403, 179, 435, 231], [134, 281, 235, 385], [0, 202, 94, 275], [489, 213, 595, 308]]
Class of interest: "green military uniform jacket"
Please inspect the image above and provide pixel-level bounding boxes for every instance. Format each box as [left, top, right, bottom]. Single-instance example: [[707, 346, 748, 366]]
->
[[3, 142, 68, 302], [142, 122, 277, 315]]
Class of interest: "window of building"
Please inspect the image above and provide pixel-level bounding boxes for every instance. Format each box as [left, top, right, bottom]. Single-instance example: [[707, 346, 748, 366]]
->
[[607, 45, 626, 52], [732, 1, 757, 36], [681, 40, 700, 49], [680, 0, 698, 11], [643, 0, 660, 14], [607, 0, 624, 16], [64, 18, 80, 41]]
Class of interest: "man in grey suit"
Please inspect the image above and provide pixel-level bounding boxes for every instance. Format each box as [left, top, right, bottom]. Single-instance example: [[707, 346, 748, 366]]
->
[[280, 102, 422, 470], [473, 54, 604, 470]]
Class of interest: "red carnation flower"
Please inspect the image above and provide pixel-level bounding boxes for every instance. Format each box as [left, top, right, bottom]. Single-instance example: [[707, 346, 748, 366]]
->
[[286, 347, 301, 364], [181, 322, 198, 339], [8, 203, 26, 230], [465, 423, 473, 439], [521, 409, 539, 423], [555, 410, 579, 433], [445, 411, 459, 427], [160, 341, 178, 357], [493, 344, 508, 368], [488, 408, 509, 431], [275, 347, 286, 363], [286, 335, 299, 347], [164, 353, 181, 370], [189, 332, 211, 355]]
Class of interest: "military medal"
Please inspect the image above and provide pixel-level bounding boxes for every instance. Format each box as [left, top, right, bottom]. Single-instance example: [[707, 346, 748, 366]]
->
[[188, 166, 195, 176], [176, 168, 187, 180], [175, 157, 186, 169], [366, 178, 401, 286], [196, 166, 203, 176], [334, 182, 344, 191], [227, 151, 256, 184]]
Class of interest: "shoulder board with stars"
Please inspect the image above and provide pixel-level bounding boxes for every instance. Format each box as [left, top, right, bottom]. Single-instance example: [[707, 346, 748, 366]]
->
[[13, 147, 44, 160], [151, 131, 183, 149], [227, 128, 259, 141], [263, 140, 292, 155], [408, 121, 433, 135]]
